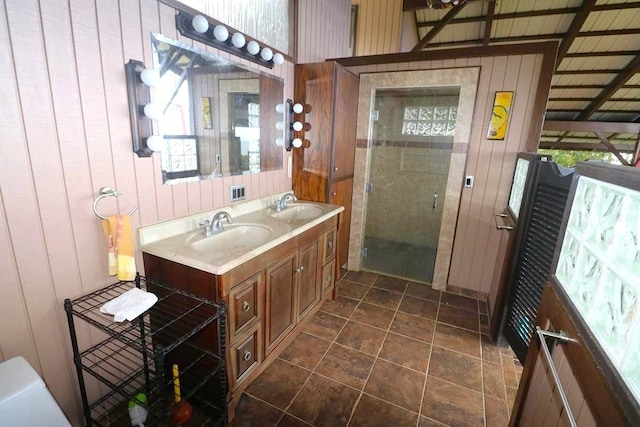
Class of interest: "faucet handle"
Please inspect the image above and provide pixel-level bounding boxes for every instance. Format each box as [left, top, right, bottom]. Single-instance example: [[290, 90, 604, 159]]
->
[[199, 219, 211, 227]]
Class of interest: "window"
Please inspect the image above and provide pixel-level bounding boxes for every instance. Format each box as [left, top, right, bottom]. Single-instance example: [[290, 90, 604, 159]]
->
[[401, 105, 458, 137]]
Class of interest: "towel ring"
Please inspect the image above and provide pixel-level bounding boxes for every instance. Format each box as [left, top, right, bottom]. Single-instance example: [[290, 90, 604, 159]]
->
[[93, 187, 138, 220]]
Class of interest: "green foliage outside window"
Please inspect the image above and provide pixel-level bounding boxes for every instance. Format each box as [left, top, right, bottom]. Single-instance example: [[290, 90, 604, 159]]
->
[[538, 149, 615, 167]]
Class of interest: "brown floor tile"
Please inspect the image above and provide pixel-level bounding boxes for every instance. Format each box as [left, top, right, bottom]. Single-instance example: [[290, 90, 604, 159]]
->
[[288, 373, 360, 427], [421, 376, 484, 427], [483, 360, 506, 399], [344, 270, 378, 285], [390, 312, 435, 343], [335, 320, 386, 356], [320, 296, 359, 318], [479, 300, 489, 314], [363, 287, 403, 310], [481, 335, 502, 365], [230, 394, 283, 426], [279, 332, 331, 370], [351, 301, 396, 329], [433, 323, 480, 358], [501, 352, 518, 389], [437, 304, 479, 331], [399, 295, 439, 320], [428, 346, 482, 392], [479, 314, 489, 336], [315, 343, 375, 390], [485, 395, 510, 427], [440, 292, 478, 312], [350, 394, 419, 427], [276, 414, 312, 427], [418, 416, 449, 427], [245, 358, 311, 410], [405, 282, 441, 302], [364, 359, 425, 412], [303, 310, 347, 341], [336, 279, 370, 300], [379, 332, 431, 372], [372, 276, 408, 293]]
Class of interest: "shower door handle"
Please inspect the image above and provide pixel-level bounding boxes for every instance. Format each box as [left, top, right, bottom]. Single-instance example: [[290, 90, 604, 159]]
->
[[432, 193, 438, 209]]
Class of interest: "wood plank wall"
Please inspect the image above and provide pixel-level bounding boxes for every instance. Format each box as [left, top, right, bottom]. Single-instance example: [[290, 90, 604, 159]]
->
[[297, 0, 352, 63], [347, 53, 544, 297], [351, 0, 404, 56], [0, 0, 348, 423]]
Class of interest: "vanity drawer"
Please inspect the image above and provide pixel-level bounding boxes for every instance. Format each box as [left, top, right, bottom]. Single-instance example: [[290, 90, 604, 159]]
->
[[229, 274, 262, 343], [230, 323, 262, 390], [322, 259, 335, 296], [322, 227, 337, 264]]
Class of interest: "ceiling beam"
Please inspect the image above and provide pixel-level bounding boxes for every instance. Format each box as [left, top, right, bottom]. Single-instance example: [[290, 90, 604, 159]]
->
[[412, 3, 469, 52], [483, 0, 496, 46], [539, 141, 635, 153], [565, 50, 638, 58], [543, 121, 640, 134], [576, 54, 640, 120], [595, 131, 630, 165], [557, 0, 597, 65]]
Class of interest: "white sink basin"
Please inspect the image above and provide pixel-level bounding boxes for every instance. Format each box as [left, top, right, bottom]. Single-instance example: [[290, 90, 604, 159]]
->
[[269, 203, 325, 222], [189, 224, 273, 253]]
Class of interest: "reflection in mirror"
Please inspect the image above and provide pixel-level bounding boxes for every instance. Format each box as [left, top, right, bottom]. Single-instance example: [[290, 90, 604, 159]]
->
[[150, 33, 284, 184]]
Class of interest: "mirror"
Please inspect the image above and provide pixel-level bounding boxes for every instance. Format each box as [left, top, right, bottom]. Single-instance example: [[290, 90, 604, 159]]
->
[[150, 33, 284, 184]]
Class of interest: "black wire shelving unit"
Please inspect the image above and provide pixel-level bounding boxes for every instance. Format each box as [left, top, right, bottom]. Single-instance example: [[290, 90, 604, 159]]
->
[[64, 274, 227, 426]]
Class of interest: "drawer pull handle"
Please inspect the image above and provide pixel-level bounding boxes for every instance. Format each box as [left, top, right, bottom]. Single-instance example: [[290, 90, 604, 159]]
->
[[243, 351, 252, 361], [334, 167, 339, 171], [242, 301, 250, 312], [332, 192, 337, 196], [295, 266, 305, 273], [328, 241, 333, 249]]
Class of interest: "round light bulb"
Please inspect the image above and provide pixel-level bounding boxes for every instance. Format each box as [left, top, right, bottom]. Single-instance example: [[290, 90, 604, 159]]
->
[[292, 103, 304, 114], [213, 25, 229, 41], [246, 40, 260, 55], [292, 121, 303, 132], [275, 103, 285, 114], [143, 103, 162, 120], [273, 53, 284, 65], [275, 121, 284, 131], [260, 47, 273, 61], [292, 138, 303, 148], [275, 138, 284, 147], [139, 68, 160, 87], [192, 15, 209, 34], [231, 33, 245, 48], [146, 135, 164, 152]]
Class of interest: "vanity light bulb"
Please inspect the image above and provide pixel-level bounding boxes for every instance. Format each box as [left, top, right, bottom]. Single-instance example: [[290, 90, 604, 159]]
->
[[143, 103, 162, 120], [247, 40, 260, 55], [231, 33, 246, 48], [146, 135, 164, 152], [140, 68, 160, 87], [275, 121, 284, 131], [292, 138, 303, 148], [275, 103, 285, 114], [260, 47, 273, 61], [292, 121, 303, 132], [292, 103, 304, 114], [192, 15, 209, 34], [275, 138, 284, 147], [213, 25, 229, 42], [273, 53, 284, 65]]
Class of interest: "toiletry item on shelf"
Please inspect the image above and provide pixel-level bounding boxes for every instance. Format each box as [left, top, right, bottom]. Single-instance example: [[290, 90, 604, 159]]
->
[[128, 393, 148, 427], [99, 287, 158, 322]]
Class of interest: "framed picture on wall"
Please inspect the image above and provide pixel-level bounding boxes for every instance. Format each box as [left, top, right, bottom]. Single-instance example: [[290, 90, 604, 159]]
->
[[202, 97, 212, 129], [487, 91, 514, 140]]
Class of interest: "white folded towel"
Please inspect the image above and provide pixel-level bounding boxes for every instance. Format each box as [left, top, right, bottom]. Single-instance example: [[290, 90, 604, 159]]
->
[[100, 287, 158, 322]]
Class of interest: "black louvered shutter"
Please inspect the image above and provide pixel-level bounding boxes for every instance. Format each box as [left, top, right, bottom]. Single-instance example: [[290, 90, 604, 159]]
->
[[503, 162, 573, 363]]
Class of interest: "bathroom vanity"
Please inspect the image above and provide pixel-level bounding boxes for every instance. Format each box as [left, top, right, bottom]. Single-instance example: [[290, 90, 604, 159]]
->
[[139, 195, 343, 418]]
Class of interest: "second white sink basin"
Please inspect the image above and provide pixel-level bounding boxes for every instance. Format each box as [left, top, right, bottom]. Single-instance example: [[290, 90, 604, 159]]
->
[[270, 203, 325, 222], [189, 224, 273, 253]]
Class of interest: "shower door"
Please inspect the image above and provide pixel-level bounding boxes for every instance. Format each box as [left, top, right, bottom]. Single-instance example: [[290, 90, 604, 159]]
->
[[361, 88, 459, 283]]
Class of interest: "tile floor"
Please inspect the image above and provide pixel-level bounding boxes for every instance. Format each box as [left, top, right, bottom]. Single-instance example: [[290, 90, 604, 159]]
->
[[230, 270, 522, 427]]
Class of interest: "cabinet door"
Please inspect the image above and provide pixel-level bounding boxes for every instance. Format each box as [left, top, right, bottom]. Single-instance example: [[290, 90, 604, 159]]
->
[[265, 253, 297, 355], [228, 274, 262, 344], [330, 65, 359, 181], [296, 240, 320, 322], [329, 178, 354, 269]]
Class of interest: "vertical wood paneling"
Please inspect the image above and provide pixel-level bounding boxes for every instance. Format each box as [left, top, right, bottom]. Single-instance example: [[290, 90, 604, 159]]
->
[[1, 0, 348, 422], [351, 0, 404, 56]]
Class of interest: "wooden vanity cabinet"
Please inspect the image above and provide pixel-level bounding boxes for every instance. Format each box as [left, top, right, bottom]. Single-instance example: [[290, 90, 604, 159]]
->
[[294, 61, 359, 269], [142, 216, 338, 419]]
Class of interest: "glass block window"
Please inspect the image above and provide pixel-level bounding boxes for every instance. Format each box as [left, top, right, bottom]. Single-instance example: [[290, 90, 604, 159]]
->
[[161, 136, 200, 179], [508, 158, 530, 220], [402, 106, 458, 137]]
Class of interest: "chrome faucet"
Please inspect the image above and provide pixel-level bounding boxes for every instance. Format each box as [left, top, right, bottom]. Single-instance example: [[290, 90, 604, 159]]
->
[[199, 211, 233, 236], [274, 192, 297, 212]]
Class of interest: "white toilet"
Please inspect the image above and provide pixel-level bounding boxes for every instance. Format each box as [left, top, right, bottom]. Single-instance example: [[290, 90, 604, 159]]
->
[[0, 356, 71, 426]]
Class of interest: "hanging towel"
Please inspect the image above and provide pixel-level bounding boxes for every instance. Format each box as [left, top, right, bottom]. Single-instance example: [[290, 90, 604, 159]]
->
[[102, 215, 137, 281]]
